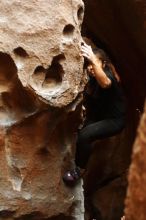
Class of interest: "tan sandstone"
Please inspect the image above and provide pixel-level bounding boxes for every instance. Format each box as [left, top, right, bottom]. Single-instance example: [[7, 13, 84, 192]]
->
[[0, 0, 85, 219], [125, 101, 146, 220]]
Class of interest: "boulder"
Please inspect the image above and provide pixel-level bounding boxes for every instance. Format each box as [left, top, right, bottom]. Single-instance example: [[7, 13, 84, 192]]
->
[[0, 0, 85, 219]]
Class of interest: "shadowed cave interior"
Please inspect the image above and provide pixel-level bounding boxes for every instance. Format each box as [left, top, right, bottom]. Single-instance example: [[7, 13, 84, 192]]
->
[[81, 0, 146, 219]]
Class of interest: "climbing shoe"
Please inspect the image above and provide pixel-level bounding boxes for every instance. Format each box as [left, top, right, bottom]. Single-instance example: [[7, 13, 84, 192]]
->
[[63, 167, 81, 186]]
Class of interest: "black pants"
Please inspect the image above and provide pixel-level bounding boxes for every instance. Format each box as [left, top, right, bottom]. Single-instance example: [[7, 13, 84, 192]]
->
[[75, 117, 125, 169]]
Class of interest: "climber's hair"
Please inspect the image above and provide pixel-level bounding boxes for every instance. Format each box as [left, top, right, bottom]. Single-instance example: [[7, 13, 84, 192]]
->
[[93, 48, 120, 82], [93, 48, 111, 64]]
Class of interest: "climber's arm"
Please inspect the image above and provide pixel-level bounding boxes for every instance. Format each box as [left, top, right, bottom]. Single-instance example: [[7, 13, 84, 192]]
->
[[81, 43, 111, 88]]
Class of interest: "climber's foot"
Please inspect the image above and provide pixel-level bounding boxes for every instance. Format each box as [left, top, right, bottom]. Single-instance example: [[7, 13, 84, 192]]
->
[[63, 167, 82, 186]]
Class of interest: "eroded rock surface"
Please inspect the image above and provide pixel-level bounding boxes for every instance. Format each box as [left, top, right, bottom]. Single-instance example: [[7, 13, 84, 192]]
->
[[0, 0, 85, 219], [125, 101, 146, 220]]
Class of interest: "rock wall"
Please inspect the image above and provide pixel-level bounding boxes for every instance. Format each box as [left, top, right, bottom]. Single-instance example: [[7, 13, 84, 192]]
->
[[0, 0, 85, 219], [125, 101, 146, 220]]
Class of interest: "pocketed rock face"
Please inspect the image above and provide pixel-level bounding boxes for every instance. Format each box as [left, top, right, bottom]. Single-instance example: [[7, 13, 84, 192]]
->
[[0, 0, 85, 219], [0, 0, 85, 108], [125, 101, 146, 220]]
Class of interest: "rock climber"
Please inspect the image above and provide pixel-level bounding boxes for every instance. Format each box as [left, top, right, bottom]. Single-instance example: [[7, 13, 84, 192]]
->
[[63, 41, 126, 185]]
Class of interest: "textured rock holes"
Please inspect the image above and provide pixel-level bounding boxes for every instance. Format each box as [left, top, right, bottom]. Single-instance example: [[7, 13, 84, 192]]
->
[[0, 52, 37, 125], [43, 54, 65, 88], [63, 24, 75, 39], [77, 5, 84, 29], [33, 65, 46, 88], [33, 54, 65, 89], [13, 47, 29, 71], [63, 6, 84, 39], [13, 47, 29, 58], [77, 6, 84, 22], [0, 52, 17, 92], [0, 52, 18, 125]]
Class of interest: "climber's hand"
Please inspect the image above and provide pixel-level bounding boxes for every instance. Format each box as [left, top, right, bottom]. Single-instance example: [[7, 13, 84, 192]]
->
[[81, 43, 97, 64]]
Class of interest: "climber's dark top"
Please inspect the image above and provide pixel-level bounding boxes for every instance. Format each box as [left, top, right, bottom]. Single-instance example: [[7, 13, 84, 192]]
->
[[84, 65, 126, 122]]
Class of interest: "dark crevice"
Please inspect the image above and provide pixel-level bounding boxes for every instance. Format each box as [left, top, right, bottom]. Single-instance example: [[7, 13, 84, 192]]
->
[[63, 24, 75, 39], [0, 210, 16, 218], [13, 47, 29, 58], [0, 52, 38, 121], [77, 6, 84, 21], [34, 66, 46, 74], [92, 171, 128, 192], [43, 54, 65, 88], [81, 1, 139, 219], [0, 52, 18, 82], [32, 54, 65, 89]]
